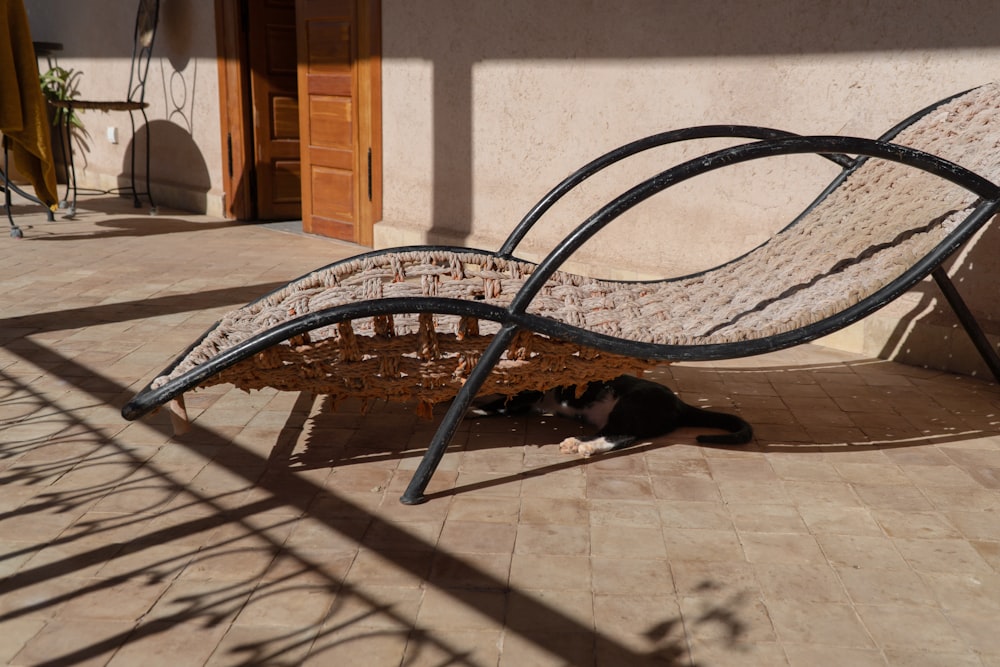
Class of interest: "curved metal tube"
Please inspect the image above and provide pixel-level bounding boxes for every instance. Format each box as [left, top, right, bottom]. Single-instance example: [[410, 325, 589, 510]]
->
[[121, 296, 515, 420], [498, 124, 855, 257], [508, 135, 1000, 316]]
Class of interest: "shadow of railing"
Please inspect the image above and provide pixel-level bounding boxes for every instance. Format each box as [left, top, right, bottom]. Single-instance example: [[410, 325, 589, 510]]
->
[[1, 319, 704, 665], [6, 268, 999, 663]]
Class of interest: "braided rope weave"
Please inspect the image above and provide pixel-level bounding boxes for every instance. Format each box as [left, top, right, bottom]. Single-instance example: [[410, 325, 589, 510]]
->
[[153, 84, 1000, 414]]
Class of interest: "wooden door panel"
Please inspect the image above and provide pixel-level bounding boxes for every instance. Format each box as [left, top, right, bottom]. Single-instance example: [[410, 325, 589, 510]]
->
[[297, 0, 357, 239], [214, 0, 378, 228], [248, 0, 301, 220], [305, 20, 352, 71], [312, 167, 355, 217], [309, 97, 353, 150]]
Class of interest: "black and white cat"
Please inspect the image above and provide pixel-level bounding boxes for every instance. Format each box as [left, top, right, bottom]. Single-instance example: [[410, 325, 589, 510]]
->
[[472, 374, 752, 456]]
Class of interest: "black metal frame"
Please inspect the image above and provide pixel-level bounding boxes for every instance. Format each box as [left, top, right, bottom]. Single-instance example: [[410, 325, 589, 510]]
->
[[2, 150, 57, 238], [54, 0, 158, 216], [122, 89, 1000, 505]]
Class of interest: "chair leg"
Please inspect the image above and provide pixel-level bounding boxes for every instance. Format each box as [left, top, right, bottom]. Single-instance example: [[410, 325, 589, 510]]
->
[[2, 139, 23, 238], [400, 324, 520, 505], [128, 109, 140, 209], [55, 114, 72, 208], [64, 104, 78, 219], [140, 107, 156, 214], [932, 267, 1000, 383]]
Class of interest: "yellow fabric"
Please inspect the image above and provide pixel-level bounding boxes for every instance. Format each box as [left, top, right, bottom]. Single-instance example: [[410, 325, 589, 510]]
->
[[0, 0, 58, 208]]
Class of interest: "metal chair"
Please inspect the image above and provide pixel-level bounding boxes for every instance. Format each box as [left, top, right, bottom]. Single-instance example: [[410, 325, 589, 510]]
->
[[124, 83, 1000, 505], [50, 0, 158, 217]]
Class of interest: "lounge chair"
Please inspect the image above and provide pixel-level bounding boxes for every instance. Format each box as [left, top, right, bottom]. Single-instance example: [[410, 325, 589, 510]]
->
[[123, 83, 1000, 504]]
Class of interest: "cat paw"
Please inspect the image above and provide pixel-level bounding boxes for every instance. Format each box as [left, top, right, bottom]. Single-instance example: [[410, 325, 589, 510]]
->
[[559, 437, 597, 457], [559, 437, 582, 454]]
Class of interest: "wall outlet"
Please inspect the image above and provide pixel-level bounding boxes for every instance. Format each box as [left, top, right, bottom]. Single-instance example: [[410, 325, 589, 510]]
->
[[107, 126, 118, 144]]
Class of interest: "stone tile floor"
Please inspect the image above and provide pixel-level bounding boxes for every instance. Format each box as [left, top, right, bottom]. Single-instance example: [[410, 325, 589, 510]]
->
[[1, 195, 1000, 666]]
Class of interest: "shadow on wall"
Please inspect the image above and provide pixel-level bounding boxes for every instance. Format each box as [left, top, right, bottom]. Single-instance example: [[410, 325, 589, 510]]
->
[[877, 219, 1000, 378], [381, 0, 1000, 377], [120, 119, 211, 213], [382, 0, 1000, 244]]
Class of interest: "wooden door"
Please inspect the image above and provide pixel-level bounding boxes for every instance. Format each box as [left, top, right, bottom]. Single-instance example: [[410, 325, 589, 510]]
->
[[246, 0, 301, 219], [295, 0, 380, 245]]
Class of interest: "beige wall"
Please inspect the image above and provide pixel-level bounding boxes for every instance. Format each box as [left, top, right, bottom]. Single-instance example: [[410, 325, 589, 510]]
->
[[377, 1, 1000, 378], [22, 1, 1000, 377], [25, 0, 224, 215]]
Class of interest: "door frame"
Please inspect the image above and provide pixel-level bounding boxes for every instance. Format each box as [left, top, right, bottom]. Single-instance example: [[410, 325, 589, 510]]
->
[[214, 0, 382, 244]]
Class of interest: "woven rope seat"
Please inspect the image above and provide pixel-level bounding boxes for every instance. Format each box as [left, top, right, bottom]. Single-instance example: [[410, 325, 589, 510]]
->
[[124, 83, 1000, 504]]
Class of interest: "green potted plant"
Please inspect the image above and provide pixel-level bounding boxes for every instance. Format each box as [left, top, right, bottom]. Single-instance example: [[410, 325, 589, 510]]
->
[[39, 66, 84, 183]]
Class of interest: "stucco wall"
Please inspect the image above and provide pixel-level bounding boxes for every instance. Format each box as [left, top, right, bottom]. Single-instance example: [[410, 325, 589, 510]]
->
[[25, 0, 224, 215], [19, 1, 1000, 378], [378, 1, 1000, 378]]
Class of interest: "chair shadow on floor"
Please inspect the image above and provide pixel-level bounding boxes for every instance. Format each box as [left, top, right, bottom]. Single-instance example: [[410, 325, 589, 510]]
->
[[275, 356, 1000, 504]]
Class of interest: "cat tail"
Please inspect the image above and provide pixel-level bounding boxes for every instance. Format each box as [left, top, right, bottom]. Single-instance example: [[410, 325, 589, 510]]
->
[[680, 406, 753, 445]]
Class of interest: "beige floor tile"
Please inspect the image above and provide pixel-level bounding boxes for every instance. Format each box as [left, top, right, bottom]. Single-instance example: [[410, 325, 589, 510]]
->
[[206, 624, 318, 667], [590, 498, 662, 527], [662, 527, 744, 562], [313, 625, 414, 666], [893, 537, 994, 575], [321, 585, 424, 630], [855, 603, 966, 653], [782, 644, 886, 667], [591, 523, 668, 559], [754, 563, 848, 602], [766, 599, 874, 648], [498, 630, 597, 667], [920, 571, 1000, 612], [901, 464, 982, 488], [657, 500, 734, 530], [921, 484, 1000, 511], [688, 638, 789, 667], [12, 618, 135, 667], [518, 496, 589, 524], [343, 548, 434, 588], [783, 480, 862, 507], [650, 474, 723, 501], [945, 607, 1000, 654], [851, 482, 936, 511], [446, 495, 521, 523], [401, 629, 503, 667], [741, 532, 825, 564], [728, 503, 809, 534], [55, 576, 172, 622], [814, 533, 909, 570], [767, 456, 844, 482], [514, 522, 590, 556], [586, 473, 654, 500], [438, 520, 518, 554], [105, 621, 235, 667], [509, 553, 591, 590], [882, 648, 982, 666], [234, 575, 338, 628], [416, 588, 507, 630], [518, 467, 587, 498], [505, 589, 594, 634], [873, 509, 961, 539], [798, 505, 883, 536], [428, 551, 511, 590], [670, 560, 759, 597], [591, 557, 673, 596], [837, 566, 936, 606], [0, 617, 47, 665], [593, 594, 683, 637], [680, 589, 776, 643]]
